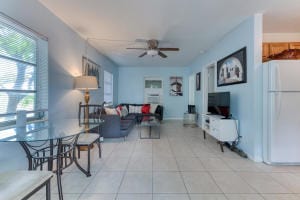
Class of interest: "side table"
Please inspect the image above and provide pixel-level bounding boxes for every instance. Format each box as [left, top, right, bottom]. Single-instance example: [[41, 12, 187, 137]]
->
[[183, 113, 198, 127]]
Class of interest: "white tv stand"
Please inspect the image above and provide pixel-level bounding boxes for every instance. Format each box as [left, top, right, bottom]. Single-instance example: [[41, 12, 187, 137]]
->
[[201, 114, 238, 152]]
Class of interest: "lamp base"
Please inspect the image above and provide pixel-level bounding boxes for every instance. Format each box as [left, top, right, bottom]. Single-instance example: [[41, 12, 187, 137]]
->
[[84, 90, 90, 105], [81, 89, 94, 151]]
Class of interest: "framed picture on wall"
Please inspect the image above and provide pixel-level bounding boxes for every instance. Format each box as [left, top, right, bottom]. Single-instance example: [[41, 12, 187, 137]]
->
[[196, 72, 201, 91], [82, 56, 101, 88], [217, 47, 247, 87], [169, 76, 183, 96]]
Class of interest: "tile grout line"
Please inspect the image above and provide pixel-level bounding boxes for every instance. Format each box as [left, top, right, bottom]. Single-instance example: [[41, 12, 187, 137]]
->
[[205, 171, 231, 200], [115, 128, 138, 200], [235, 170, 278, 196], [244, 171, 295, 195], [166, 126, 192, 200], [264, 172, 296, 194], [197, 128, 231, 200], [196, 131, 251, 200], [152, 129, 154, 200], [78, 139, 119, 200], [58, 122, 300, 200], [170, 126, 232, 200]]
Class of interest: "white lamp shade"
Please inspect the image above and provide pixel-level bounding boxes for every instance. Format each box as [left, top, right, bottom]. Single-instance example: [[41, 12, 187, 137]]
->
[[75, 76, 98, 90]]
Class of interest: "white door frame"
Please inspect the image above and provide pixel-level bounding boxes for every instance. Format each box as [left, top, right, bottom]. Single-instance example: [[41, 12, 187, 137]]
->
[[202, 61, 217, 115], [188, 73, 195, 105]]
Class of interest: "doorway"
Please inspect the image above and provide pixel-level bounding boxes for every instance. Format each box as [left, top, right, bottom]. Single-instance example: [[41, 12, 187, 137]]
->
[[202, 62, 216, 114]]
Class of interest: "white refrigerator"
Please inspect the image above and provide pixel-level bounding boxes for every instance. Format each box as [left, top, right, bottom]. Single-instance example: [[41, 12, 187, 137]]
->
[[263, 60, 300, 164]]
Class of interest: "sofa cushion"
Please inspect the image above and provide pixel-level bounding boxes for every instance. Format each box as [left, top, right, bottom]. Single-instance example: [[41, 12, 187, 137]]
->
[[129, 105, 135, 113], [121, 106, 128, 117], [150, 104, 159, 113], [135, 106, 142, 113], [105, 107, 118, 115], [129, 105, 142, 113], [116, 106, 122, 116], [142, 104, 150, 114], [119, 103, 163, 121], [122, 114, 136, 120]]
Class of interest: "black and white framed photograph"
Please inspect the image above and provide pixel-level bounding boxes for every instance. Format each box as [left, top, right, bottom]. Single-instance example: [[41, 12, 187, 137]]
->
[[82, 56, 101, 88], [196, 72, 201, 91], [170, 76, 183, 96], [217, 47, 247, 87]]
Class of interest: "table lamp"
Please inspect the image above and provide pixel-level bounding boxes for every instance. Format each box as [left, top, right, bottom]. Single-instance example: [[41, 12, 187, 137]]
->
[[74, 75, 98, 104]]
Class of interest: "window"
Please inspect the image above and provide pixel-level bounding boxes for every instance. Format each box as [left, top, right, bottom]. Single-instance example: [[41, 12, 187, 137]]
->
[[144, 77, 163, 104], [0, 14, 48, 124], [145, 80, 162, 88], [104, 70, 113, 104]]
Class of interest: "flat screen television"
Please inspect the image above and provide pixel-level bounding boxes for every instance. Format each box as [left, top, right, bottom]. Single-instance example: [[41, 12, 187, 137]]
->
[[207, 92, 230, 118]]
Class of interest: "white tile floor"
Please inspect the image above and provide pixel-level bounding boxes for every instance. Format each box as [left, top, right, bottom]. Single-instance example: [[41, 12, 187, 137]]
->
[[31, 120, 300, 200]]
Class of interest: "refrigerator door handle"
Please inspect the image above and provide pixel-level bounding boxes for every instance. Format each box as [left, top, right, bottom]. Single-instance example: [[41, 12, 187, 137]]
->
[[275, 92, 282, 120], [270, 63, 282, 91], [272, 63, 282, 91], [276, 64, 282, 91]]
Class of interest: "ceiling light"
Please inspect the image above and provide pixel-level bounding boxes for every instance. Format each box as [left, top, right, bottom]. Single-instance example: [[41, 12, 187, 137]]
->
[[147, 49, 158, 56]]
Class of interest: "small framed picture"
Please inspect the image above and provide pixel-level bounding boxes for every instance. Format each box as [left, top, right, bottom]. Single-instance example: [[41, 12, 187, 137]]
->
[[169, 76, 183, 96], [196, 72, 201, 91], [217, 47, 247, 87]]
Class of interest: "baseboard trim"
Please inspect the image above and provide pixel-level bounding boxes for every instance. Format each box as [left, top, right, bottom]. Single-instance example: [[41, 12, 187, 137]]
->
[[164, 117, 183, 120], [241, 150, 263, 163]]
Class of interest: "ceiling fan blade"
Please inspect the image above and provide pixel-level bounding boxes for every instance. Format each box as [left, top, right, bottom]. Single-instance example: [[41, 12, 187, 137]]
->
[[139, 52, 147, 57], [158, 51, 167, 58], [135, 39, 149, 43], [126, 47, 147, 50], [158, 48, 179, 51]]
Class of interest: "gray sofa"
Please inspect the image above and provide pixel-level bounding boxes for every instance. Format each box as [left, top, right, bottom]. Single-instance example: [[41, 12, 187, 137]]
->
[[99, 104, 164, 138], [100, 115, 135, 138]]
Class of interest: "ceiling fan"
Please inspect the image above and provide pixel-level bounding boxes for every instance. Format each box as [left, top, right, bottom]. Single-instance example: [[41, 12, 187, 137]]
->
[[126, 39, 179, 58]]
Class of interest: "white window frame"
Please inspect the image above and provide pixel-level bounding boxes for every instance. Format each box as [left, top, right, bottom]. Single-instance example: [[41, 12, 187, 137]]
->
[[144, 77, 163, 105], [104, 70, 113, 105], [0, 13, 48, 127]]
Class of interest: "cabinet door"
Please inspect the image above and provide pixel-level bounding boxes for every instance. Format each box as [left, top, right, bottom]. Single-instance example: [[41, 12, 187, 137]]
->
[[219, 120, 238, 141], [269, 43, 289, 56], [289, 42, 300, 49], [210, 118, 220, 138], [262, 43, 270, 62]]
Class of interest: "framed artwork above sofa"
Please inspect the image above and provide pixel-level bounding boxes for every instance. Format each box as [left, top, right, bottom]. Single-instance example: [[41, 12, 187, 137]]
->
[[82, 56, 101, 88]]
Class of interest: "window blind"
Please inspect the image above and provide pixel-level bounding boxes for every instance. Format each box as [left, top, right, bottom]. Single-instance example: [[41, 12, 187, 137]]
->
[[0, 14, 48, 123], [104, 70, 113, 104]]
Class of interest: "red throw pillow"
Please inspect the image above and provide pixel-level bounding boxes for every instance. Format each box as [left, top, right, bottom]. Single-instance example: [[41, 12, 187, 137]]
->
[[141, 104, 150, 114], [116, 105, 122, 116]]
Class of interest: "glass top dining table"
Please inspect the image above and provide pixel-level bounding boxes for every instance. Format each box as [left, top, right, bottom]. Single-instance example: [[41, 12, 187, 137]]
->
[[0, 118, 103, 142], [0, 118, 104, 200]]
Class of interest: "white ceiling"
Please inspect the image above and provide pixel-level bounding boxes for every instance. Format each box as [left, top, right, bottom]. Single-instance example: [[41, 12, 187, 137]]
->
[[39, 0, 300, 67]]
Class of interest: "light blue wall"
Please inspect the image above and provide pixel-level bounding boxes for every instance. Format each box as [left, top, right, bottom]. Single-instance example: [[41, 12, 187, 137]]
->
[[118, 67, 190, 119], [0, 0, 118, 171], [189, 15, 262, 161]]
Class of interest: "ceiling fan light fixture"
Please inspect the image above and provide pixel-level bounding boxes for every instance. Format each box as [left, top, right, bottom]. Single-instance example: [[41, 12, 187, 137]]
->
[[147, 49, 158, 56]]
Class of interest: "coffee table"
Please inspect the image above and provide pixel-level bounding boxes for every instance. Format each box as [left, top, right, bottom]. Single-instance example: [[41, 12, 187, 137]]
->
[[139, 116, 160, 139]]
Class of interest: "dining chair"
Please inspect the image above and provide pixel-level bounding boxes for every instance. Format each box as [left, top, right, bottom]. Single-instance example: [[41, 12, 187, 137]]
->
[[20, 134, 79, 200], [77, 102, 104, 176]]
